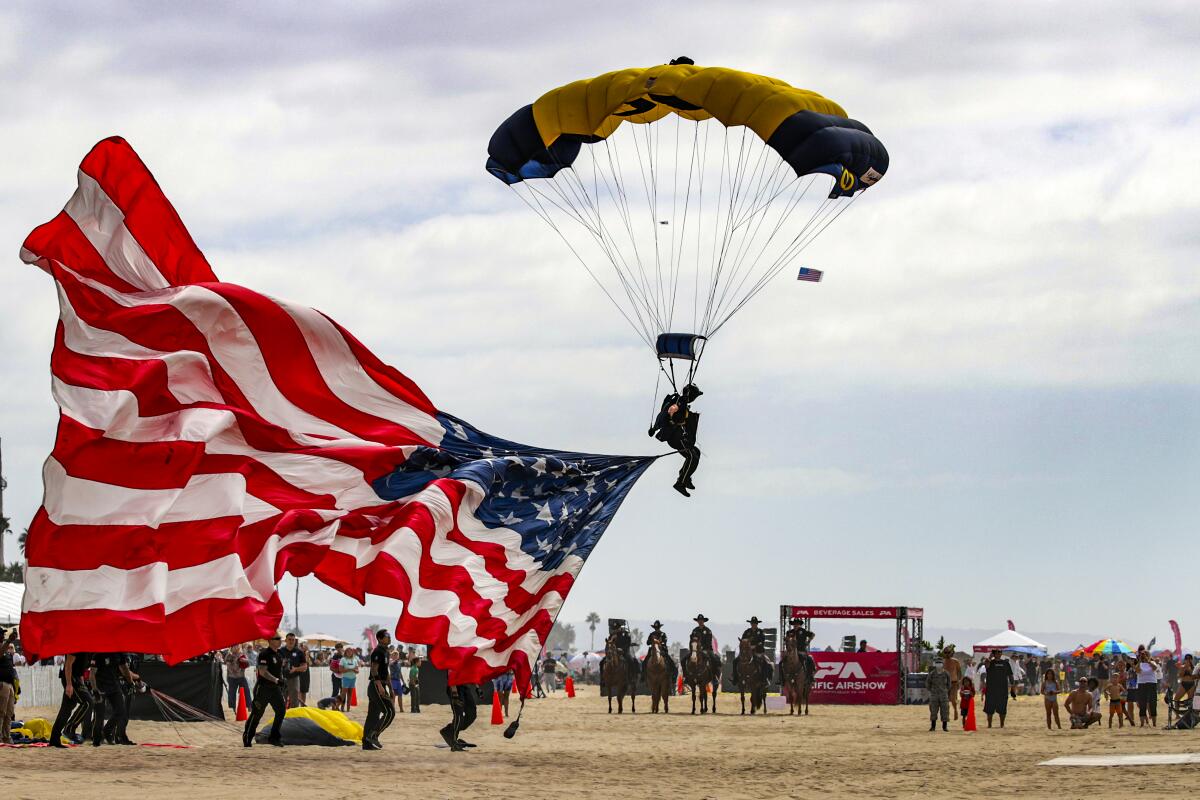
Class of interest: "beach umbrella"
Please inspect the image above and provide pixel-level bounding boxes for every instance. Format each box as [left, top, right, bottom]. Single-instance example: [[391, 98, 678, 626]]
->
[[1074, 639, 1133, 657], [301, 633, 348, 647]]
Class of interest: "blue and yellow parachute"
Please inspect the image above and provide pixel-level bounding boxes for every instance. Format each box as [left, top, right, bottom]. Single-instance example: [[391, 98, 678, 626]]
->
[[485, 59, 888, 388]]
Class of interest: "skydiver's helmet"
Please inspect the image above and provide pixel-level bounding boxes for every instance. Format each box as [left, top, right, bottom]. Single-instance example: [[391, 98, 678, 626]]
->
[[680, 384, 703, 403]]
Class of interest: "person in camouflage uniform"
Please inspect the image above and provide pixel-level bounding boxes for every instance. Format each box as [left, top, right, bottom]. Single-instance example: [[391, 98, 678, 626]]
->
[[927, 661, 951, 731]]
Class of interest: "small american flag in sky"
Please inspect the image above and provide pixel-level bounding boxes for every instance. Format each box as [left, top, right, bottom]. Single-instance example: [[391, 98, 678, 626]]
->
[[797, 267, 823, 282]]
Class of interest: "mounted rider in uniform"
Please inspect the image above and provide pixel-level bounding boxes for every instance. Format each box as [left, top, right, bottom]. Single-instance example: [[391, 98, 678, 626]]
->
[[599, 623, 638, 681], [644, 620, 677, 683], [737, 616, 773, 684], [784, 618, 817, 679], [688, 614, 723, 678]]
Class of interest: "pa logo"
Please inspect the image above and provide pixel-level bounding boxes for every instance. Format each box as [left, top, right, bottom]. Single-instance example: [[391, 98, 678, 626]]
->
[[815, 662, 867, 680]]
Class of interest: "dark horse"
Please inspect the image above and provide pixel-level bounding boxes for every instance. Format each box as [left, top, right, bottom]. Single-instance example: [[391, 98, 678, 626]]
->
[[781, 632, 816, 715], [643, 640, 672, 713], [603, 637, 636, 714], [683, 636, 717, 714], [735, 636, 769, 715]]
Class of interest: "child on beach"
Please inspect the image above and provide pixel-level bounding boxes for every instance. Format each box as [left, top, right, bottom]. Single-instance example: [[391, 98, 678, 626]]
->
[[960, 676, 975, 728], [1104, 674, 1125, 728], [1041, 668, 1061, 729]]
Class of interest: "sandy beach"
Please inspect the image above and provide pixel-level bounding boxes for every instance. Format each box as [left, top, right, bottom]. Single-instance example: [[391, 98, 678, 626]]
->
[[5, 687, 1197, 799]]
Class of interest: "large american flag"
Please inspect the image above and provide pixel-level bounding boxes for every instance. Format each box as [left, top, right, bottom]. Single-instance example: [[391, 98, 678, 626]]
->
[[18, 137, 654, 687]]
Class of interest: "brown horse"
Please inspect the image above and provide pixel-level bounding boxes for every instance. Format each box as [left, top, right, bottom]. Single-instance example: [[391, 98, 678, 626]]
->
[[603, 637, 635, 714], [643, 640, 672, 713], [683, 637, 716, 714], [735, 637, 769, 715], [781, 633, 815, 715]]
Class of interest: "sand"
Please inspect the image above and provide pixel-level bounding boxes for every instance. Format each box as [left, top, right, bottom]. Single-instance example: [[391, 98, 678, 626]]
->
[[6, 688, 1197, 798]]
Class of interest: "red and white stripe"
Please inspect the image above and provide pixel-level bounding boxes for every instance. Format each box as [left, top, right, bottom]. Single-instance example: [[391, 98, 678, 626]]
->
[[18, 137, 568, 685]]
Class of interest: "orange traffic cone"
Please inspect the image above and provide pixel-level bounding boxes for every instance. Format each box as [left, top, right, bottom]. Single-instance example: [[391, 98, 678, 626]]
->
[[350, 687, 358, 707], [235, 686, 249, 721], [565, 676, 575, 698], [491, 690, 505, 725], [963, 695, 977, 732]]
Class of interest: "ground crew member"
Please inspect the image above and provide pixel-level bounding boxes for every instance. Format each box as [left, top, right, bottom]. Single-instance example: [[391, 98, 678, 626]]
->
[[363, 629, 397, 750], [242, 634, 286, 747]]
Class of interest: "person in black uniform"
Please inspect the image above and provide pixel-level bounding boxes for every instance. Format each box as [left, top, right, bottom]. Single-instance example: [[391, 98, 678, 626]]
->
[[689, 614, 722, 677], [599, 624, 638, 680], [738, 617, 772, 684], [50, 652, 94, 747], [120, 652, 144, 739], [362, 629, 397, 751], [440, 681, 478, 752], [90, 652, 139, 746], [242, 634, 286, 747], [648, 383, 703, 496], [644, 620, 677, 683], [784, 619, 817, 681]]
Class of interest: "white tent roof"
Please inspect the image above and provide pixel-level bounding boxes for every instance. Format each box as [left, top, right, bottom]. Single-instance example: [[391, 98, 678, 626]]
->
[[0, 582, 23, 625], [568, 651, 602, 669], [973, 629, 1047, 654]]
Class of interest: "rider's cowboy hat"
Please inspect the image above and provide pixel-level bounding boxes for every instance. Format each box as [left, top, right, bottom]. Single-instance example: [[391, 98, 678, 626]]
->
[[651, 620, 664, 628], [788, 618, 804, 627], [693, 614, 709, 623], [747, 616, 762, 625]]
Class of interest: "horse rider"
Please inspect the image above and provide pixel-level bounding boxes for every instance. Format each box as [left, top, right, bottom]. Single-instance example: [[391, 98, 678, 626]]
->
[[599, 624, 638, 679], [648, 383, 703, 496], [739, 616, 773, 684], [784, 619, 817, 678], [645, 620, 677, 682], [689, 614, 723, 677]]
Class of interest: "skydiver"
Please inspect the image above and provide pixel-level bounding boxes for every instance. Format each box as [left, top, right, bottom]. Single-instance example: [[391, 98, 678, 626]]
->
[[648, 383, 702, 496]]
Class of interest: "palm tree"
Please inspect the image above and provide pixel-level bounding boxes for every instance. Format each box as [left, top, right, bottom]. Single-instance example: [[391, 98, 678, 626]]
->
[[586, 611, 601, 650], [18, 528, 28, 556]]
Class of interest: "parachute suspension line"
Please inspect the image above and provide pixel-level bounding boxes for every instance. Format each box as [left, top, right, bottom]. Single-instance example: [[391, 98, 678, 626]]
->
[[650, 367, 664, 424], [509, 184, 656, 350], [700, 124, 755, 337], [603, 128, 659, 326], [708, 172, 814, 327], [670, 119, 702, 336], [544, 168, 663, 340], [709, 192, 863, 337]]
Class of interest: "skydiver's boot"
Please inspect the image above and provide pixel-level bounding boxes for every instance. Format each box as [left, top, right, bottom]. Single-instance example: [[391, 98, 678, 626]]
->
[[673, 480, 690, 497]]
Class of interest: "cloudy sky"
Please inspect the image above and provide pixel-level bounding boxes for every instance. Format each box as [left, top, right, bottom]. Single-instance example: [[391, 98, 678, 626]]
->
[[1, 1, 1197, 643]]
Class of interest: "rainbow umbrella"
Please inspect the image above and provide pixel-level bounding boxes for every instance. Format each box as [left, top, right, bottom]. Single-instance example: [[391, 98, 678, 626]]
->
[[1074, 639, 1134, 657]]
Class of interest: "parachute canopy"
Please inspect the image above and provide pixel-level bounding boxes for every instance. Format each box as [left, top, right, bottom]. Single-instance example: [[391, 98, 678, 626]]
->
[[486, 59, 888, 382]]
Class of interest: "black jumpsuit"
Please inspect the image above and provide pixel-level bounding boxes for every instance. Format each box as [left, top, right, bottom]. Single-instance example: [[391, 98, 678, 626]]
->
[[363, 644, 396, 748], [91, 652, 131, 745], [50, 652, 93, 747], [649, 397, 701, 488], [440, 683, 477, 750], [243, 647, 287, 746]]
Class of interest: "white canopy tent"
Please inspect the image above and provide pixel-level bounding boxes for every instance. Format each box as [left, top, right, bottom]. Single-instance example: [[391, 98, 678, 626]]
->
[[568, 651, 603, 670], [0, 582, 22, 625], [972, 630, 1047, 655]]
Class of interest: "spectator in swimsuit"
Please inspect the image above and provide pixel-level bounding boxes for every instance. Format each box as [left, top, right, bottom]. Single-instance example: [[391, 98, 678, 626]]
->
[[1063, 678, 1101, 729], [941, 647, 962, 720], [1104, 673, 1125, 728], [1176, 654, 1196, 703], [1041, 668, 1061, 730]]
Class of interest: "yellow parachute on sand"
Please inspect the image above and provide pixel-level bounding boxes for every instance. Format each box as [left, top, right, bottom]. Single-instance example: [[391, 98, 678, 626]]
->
[[256, 707, 363, 746]]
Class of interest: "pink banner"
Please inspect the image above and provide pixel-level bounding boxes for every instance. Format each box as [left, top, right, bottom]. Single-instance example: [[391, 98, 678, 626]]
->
[[1170, 620, 1181, 657], [809, 652, 900, 704], [789, 606, 898, 619]]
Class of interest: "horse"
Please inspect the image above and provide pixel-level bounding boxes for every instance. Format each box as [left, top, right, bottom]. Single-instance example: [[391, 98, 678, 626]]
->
[[781, 632, 815, 715], [603, 637, 636, 714], [643, 640, 672, 713], [683, 636, 716, 715], [735, 637, 769, 715]]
